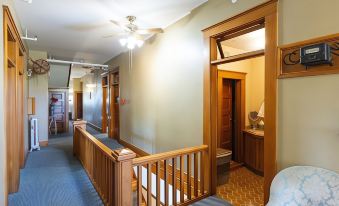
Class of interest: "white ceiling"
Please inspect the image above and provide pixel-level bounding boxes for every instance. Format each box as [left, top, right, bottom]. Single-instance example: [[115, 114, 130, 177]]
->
[[13, 0, 207, 64]]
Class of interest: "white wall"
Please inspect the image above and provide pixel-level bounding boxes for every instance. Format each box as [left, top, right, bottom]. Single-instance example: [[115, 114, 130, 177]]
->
[[48, 63, 70, 88], [29, 50, 49, 142], [82, 71, 103, 128]]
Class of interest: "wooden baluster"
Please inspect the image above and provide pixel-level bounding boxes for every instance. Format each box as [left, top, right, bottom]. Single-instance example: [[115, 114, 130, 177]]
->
[[187, 154, 192, 200], [200, 151, 204, 195], [156, 162, 160, 206], [180, 156, 184, 203], [194, 152, 198, 198], [172, 158, 177, 205], [137, 166, 143, 206], [164, 160, 169, 206], [147, 163, 152, 206]]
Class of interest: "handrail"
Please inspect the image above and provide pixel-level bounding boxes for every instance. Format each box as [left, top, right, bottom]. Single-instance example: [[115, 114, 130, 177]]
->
[[73, 121, 136, 206], [132, 144, 209, 206], [73, 120, 210, 206], [132, 145, 208, 166]]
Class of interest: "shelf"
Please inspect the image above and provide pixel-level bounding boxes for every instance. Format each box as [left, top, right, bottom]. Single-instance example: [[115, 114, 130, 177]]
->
[[278, 33, 339, 78], [7, 57, 16, 68]]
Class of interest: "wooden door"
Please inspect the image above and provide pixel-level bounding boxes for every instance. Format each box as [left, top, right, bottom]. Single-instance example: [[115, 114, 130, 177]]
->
[[49, 92, 66, 133], [220, 79, 233, 150], [75, 92, 83, 119]]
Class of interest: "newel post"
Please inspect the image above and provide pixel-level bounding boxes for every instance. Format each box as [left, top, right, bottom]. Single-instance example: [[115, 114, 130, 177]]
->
[[112, 148, 136, 206], [72, 120, 87, 155]]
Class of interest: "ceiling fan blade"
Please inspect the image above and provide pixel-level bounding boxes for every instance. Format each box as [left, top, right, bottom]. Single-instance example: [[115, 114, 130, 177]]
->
[[136, 28, 164, 35], [110, 20, 130, 32], [102, 32, 128, 38]]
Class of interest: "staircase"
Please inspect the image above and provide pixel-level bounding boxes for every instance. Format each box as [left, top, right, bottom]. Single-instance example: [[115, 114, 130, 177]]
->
[[73, 121, 210, 206]]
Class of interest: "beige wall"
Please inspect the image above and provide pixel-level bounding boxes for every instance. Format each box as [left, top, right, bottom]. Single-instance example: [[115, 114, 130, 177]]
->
[[87, 0, 339, 173], [277, 0, 339, 172], [104, 0, 268, 154], [218, 56, 265, 125], [73, 78, 82, 92], [29, 50, 49, 142]]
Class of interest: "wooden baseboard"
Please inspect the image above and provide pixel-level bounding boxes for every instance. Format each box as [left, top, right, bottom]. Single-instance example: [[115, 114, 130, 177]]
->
[[118, 139, 149, 157], [21, 151, 29, 169], [39, 140, 48, 147], [86, 122, 102, 132]]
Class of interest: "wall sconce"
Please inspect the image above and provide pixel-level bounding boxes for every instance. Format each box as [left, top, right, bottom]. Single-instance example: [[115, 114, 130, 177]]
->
[[86, 83, 96, 99]]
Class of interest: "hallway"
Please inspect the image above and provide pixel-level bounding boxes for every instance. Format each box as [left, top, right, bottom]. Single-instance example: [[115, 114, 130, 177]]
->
[[8, 135, 103, 206]]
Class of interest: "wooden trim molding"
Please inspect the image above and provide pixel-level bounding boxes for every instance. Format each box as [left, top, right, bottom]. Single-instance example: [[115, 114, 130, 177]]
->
[[278, 33, 339, 78], [202, 1, 278, 203], [211, 49, 264, 65]]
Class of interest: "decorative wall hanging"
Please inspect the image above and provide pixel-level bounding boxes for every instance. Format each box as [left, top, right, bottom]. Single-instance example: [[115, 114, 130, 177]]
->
[[278, 33, 339, 78], [29, 58, 50, 75]]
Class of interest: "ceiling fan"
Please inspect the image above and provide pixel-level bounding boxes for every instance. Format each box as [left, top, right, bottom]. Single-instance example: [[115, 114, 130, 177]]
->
[[105, 16, 164, 49]]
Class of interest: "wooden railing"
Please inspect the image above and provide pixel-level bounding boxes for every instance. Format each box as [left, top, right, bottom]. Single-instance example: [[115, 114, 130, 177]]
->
[[132, 145, 209, 206], [73, 123, 136, 206], [73, 121, 209, 206]]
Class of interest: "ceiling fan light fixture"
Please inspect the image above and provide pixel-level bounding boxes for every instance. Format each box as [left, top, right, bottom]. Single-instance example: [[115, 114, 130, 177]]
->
[[119, 38, 127, 46], [120, 36, 144, 50]]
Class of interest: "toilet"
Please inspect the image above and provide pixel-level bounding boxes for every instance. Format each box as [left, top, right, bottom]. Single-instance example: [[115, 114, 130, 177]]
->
[[216, 148, 232, 185]]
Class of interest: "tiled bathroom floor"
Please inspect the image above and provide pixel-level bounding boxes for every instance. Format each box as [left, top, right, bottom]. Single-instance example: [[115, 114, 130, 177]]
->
[[217, 167, 264, 206]]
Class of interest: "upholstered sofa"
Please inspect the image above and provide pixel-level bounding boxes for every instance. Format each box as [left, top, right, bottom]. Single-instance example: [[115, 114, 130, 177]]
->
[[267, 166, 338, 206]]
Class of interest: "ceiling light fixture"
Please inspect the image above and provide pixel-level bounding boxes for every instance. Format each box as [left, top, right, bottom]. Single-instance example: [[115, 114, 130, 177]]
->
[[22, 0, 32, 4], [231, 0, 238, 3], [119, 35, 144, 50]]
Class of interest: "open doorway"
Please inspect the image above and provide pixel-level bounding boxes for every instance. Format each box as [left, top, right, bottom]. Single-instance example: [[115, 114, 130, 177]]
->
[[101, 69, 120, 139], [74, 91, 83, 120], [203, 1, 277, 205]]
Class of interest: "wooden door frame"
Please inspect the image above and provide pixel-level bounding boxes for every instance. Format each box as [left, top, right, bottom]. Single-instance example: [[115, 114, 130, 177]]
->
[[48, 90, 69, 133], [218, 71, 246, 162], [109, 69, 120, 140], [202, 1, 277, 203], [102, 75, 108, 133], [73, 91, 83, 120]]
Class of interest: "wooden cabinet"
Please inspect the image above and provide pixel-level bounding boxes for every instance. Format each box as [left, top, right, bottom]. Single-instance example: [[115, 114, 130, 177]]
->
[[243, 129, 264, 176]]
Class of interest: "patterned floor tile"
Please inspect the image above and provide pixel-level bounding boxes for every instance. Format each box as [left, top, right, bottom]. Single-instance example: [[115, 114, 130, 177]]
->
[[217, 167, 264, 206]]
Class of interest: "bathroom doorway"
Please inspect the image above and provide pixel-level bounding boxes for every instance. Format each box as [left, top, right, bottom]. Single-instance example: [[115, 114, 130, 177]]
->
[[217, 71, 246, 170]]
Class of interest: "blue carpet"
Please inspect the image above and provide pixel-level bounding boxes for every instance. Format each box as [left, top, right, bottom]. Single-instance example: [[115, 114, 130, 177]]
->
[[8, 136, 103, 206], [191, 196, 232, 206], [86, 126, 123, 151]]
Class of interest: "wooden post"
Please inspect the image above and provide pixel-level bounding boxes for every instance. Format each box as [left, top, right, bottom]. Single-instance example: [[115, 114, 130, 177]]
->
[[73, 120, 87, 131], [73, 120, 87, 155], [112, 148, 136, 206]]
